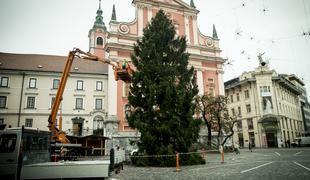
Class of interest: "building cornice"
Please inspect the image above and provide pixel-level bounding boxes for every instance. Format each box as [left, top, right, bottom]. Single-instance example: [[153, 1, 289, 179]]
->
[[133, 0, 199, 14], [105, 42, 135, 53], [225, 78, 256, 90], [189, 53, 225, 63], [0, 69, 108, 77], [273, 76, 302, 95]]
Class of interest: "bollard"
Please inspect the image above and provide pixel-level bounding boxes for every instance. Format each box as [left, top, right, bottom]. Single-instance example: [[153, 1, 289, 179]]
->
[[175, 153, 181, 172], [219, 145, 224, 164], [221, 150, 224, 164]]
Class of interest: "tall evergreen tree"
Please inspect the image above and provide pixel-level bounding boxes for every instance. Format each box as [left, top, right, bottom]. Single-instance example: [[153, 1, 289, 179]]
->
[[128, 10, 200, 160]]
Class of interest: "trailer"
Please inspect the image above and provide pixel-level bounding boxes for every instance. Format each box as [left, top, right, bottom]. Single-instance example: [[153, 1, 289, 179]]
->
[[0, 126, 112, 179], [21, 160, 110, 179]]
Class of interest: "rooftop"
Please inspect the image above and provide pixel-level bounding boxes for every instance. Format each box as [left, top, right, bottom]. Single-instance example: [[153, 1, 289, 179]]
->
[[0, 52, 109, 75]]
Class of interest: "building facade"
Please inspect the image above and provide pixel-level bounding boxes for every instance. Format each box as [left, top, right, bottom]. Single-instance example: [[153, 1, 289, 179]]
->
[[285, 74, 310, 136], [225, 59, 306, 148], [89, 0, 225, 149], [0, 53, 118, 143]]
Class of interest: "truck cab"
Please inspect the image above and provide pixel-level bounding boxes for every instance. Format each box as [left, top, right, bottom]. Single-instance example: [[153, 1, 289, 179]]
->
[[0, 125, 51, 180]]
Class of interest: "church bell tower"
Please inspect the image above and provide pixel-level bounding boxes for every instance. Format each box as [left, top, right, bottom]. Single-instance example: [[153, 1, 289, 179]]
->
[[88, 0, 107, 59]]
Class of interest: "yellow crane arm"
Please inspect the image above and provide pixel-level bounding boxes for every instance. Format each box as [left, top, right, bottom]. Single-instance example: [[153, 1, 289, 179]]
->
[[47, 48, 133, 143]]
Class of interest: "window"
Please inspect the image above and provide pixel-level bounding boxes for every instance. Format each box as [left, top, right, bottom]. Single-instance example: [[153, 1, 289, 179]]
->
[[26, 97, 35, 109], [247, 118, 253, 130], [25, 119, 33, 127], [0, 134, 17, 153], [96, 81, 103, 91], [29, 78, 37, 88], [53, 79, 60, 89], [0, 96, 7, 108], [238, 106, 242, 116], [237, 120, 242, 130], [76, 80, 83, 90], [231, 108, 235, 116], [230, 95, 234, 103], [237, 93, 240, 101], [246, 104, 251, 113], [95, 99, 102, 110], [96, 37, 103, 46], [208, 88, 214, 96], [93, 115, 104, 131], [244, 90, 249, 99], [207, 78, 214, 82], [260, 86, 270, 93], [51, 97, 55, 108], [75, 98, 83, 109], [0, 119, 3, 125], [0, 77, 9, 87]]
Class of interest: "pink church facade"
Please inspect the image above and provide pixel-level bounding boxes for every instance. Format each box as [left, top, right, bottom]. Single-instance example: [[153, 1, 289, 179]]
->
[[88, 0, 225, 136]]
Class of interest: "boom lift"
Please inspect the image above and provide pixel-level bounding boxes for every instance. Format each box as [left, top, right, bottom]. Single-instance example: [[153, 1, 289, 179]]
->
[[47, 48, 132, 152]]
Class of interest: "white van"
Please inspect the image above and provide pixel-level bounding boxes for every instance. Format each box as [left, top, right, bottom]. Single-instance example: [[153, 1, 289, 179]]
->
[[291, 137, 310, 147]]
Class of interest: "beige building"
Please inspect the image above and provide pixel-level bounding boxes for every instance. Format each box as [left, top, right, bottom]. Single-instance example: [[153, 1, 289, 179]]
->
[[225, 59, 305, 148], [0, 53, 119, 139]]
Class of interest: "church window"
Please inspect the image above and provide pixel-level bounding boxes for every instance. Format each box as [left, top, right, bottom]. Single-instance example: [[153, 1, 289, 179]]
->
[[96, 37, 103, 46]]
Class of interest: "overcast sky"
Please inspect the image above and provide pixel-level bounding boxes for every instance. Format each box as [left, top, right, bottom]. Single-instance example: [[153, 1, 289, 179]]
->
[[0, 0, 309, 97]]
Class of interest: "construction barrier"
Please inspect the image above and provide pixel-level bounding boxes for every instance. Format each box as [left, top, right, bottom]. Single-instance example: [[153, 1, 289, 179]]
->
[[128, 150, 225, 170]]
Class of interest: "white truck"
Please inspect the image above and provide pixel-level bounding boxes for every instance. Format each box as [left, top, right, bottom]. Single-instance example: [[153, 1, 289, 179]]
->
[[0, 126, 112, 180], [291, 137, 310, 147]]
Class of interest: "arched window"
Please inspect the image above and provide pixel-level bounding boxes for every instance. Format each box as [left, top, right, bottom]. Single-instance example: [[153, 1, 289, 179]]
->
[[93, 115, 104, 130], [96, 37, 103, 46]]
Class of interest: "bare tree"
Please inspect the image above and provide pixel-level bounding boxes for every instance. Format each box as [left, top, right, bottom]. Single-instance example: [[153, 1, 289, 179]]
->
[[196, 94, 237, 149], [195, 95, 214, 149]]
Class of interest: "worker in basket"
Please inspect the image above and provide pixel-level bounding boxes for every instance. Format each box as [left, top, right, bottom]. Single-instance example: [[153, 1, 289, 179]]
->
[[122, 59, 128, 70]]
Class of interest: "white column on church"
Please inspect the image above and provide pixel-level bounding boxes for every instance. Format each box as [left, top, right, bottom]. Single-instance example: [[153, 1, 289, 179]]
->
[[147, 5, 152, 22], [192, 16, 198, 45], [217, 70, 225, 95], [184, 14, 190, 43], [197, 70, 204, 95], [108, 65, 117, 116], [137, 4, 144, 37]]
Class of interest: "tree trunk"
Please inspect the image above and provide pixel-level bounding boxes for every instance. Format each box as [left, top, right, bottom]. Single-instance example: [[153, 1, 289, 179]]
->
[[207, 124, 212, 149]]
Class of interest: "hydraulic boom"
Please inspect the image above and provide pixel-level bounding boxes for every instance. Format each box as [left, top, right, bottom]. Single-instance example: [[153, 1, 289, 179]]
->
[[47, 48, 132, 143]]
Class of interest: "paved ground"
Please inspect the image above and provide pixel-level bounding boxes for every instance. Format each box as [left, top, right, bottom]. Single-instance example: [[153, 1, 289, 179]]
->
[[108, 148, 310, 180]]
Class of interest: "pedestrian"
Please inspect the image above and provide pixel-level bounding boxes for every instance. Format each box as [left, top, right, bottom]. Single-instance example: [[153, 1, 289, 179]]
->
[[91, 146, 94, 156], [234, 143, 240, 154], [287, 139, 290, 148], [249, 142, 252, 152], [91, 146, 95, 160]]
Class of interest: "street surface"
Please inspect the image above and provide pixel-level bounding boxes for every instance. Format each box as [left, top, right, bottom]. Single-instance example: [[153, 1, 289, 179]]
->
[[109, 148, 310, 180]]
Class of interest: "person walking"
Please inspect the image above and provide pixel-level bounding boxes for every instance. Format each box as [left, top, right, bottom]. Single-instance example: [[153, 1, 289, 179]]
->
[[234, 143, 240, 154], [287, 139, 291, 148], [249, 142, 252, 152]]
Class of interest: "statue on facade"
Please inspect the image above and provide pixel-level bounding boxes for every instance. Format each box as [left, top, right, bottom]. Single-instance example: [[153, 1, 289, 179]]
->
[[258, 52, 266, 66], [263, 97, 273, 114]]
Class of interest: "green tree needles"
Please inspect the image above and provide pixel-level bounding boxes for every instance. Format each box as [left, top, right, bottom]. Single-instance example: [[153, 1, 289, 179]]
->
[[128, 10, 202, 166]]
